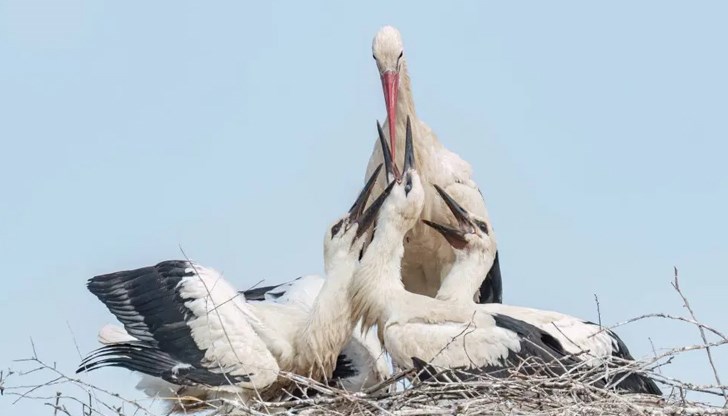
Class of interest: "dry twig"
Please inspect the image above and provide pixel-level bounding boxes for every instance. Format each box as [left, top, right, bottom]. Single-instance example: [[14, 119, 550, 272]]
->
[[3, 268, 727, 415]]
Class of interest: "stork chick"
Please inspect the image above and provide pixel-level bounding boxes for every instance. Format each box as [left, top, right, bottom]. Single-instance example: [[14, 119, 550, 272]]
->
[[78, 164, 391, 408], [424, 186, 662, 395], [349, 118, 574, 378]]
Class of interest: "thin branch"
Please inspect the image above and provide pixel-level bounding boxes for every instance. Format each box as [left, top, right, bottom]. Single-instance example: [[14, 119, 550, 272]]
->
[[672, 266, 727, 404]]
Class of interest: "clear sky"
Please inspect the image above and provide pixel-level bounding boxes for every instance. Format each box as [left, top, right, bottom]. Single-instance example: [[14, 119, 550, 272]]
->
[[2, 1, 727, 414]]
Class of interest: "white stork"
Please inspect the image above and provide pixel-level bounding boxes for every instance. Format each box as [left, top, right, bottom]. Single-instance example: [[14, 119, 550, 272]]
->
[[240, 276, 391, 392], [367, 25, 502, 303], [349, 133, 660, 395], [423, 186, 662, 394], [351, 119, 569, 375], [78, 165, 391, 408]]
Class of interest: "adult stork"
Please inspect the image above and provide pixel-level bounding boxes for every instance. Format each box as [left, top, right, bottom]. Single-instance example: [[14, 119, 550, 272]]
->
[[350, 120, 574, 379], [422, 185, 661, 394], [367, 25, 503, 303], [78, 165, 391, 408]]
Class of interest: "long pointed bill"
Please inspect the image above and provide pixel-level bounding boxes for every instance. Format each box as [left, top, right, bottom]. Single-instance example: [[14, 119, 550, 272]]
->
[[433, 184, 470, 228], [403, 116, 415, 173], [422, 219, 468, 250], [376, 120, 398, 181], [349, 163, 382, 221], [381, 71, 399, 162], [356, 180, 395, 239]]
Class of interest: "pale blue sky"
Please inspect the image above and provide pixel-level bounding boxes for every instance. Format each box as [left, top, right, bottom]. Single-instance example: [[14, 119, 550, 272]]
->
[[2, 1, 727, 414]]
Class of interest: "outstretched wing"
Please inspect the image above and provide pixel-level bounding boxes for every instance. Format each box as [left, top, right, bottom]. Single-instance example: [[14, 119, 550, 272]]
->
[[79, 260, 279, 390]]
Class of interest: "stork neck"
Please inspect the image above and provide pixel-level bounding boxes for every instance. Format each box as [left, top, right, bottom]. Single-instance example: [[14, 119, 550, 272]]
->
[[396, 60, 416, 120], [436, 249, 494, 304], [349, 219, 409, 333], [390, 60, 443, 183], [294, 258, 356, 380]]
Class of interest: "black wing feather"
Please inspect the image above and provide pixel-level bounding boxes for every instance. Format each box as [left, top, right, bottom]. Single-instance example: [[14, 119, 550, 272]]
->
[[582, 321, 662, 395], [477, 251, 503, 304], [77, 342, 249, 387], [86, 260, 206, 368], [240, 283, 289, 302], [331, 353, 358, 380], [492, 313, 574, 367], [493, 315, 661, 395]]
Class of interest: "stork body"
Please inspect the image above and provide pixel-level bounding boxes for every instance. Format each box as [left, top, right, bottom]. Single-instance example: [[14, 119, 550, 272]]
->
[[426, 185, 661, 394], [242, 275, 390, 391], [78, 166, 390, 406], [350, 125, 570, 376], [368, 26, 502, 303]]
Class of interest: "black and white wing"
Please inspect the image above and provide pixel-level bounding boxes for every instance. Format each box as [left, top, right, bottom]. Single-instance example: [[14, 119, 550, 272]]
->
[[483, 304, 662, 395], [78, 260, 280, 390], [385, 309, 579, 378], [332, 323, 391, 391]]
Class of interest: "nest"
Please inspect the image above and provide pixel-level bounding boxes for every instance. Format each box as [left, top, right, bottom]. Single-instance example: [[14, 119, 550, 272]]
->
[[3, 331, 728, 416], [3, 270, 727, 415], [214, 357, 727, 416]]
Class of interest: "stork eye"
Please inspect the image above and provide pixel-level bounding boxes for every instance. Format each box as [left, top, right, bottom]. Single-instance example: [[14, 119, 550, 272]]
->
[[398, 51, 403, 60], [474, 220, 489, 235], [330, 219, 344, 239], [372, 54, 377, 61], [404, 176, 413, 195]]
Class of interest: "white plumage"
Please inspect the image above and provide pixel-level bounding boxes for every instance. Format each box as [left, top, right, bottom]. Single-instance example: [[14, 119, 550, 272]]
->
[[243, 275, 390, 391], [350, 149, 568, 374], [424, 184, 662, 394], [483, 304, 621, 365], [179, 264, 280, 389], [78, 166, 391, 406], [77, 25, 663, 407], [81, 260, 279, 400], [366, 25, 502, 303]]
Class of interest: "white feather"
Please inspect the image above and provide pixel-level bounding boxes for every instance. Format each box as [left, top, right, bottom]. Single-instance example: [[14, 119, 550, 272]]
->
[[97, 324, 137, 345], [178, 264, 280, 389], [483, 304, 619, 366]]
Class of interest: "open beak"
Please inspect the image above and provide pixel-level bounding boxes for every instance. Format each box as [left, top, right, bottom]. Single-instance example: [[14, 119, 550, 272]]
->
[[377, 120, 399, 182], [377, 116, 413, 183], [356, 180, 395, 238], [423, 185, 472, 250], [349, 163, 382, 222], [422, 220, 468, 250], [433, 184, 471, 228], [381, 71, 399, 162]]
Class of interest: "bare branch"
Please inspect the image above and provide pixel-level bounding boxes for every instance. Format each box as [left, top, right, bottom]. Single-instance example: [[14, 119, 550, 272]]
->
[[671, 267, 727, 404]]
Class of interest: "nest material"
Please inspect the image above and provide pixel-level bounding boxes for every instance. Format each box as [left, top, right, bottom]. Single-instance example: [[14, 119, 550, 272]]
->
[[3, 270, 727, 415], [215, 360, 727, 416], [3, 333, 728, 416]]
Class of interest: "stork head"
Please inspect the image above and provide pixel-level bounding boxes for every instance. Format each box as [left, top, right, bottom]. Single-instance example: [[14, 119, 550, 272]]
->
[[422, 185, 495, 255], [372, 25, 405, 162], [324, 164, 392, 267], [377, 118, 424, 232]]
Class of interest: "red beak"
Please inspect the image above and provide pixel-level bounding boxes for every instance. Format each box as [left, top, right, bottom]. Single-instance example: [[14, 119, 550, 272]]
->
[[380, 71, 399, 162]]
